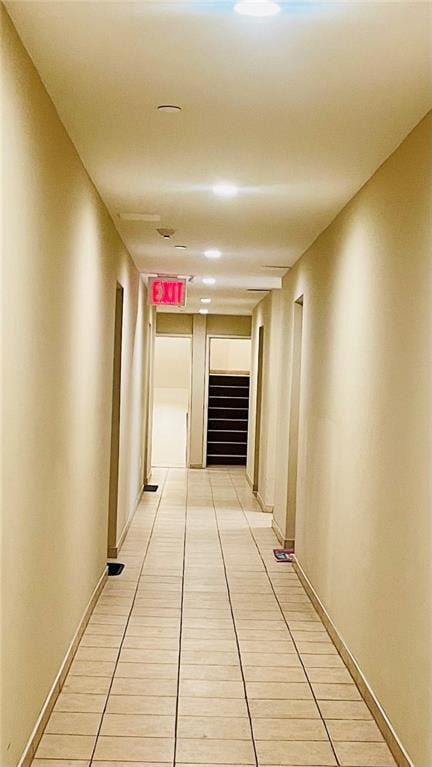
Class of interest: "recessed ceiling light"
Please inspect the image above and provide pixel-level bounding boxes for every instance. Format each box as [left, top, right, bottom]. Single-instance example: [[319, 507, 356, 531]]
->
[[234, 1, 281, 17], [201, 298, 212, 304], [204, 249, 222, 259], [175, 245, 187, 250], [157, 104, 182, 113], [199, 308, 209, 315], [202, 277, 216, 285], [213, 183, 239, 198]]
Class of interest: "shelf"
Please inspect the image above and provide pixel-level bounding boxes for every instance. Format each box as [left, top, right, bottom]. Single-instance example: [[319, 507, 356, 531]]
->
[[206, 373, 249, 466]]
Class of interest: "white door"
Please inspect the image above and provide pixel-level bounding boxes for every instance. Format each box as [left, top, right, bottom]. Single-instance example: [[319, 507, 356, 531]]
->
[[151, 336, 191, 467]]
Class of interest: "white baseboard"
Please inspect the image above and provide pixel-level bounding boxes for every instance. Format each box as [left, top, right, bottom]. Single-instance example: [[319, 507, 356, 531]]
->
[[294, 556, 414, 767], [18, 566, 108, 767]]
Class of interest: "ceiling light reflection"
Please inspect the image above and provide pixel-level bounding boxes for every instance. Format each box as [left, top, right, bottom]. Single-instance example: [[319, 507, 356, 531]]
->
[[234, 1, 281, 17]]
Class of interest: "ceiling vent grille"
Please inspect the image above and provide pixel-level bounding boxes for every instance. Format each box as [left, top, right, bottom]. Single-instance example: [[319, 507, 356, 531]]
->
[[119, 212, 161, 222], [262, 265, 291, 269]]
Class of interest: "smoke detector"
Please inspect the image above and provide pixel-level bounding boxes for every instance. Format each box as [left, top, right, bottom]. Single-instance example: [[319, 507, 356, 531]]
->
[[157, 228, 175, 240]]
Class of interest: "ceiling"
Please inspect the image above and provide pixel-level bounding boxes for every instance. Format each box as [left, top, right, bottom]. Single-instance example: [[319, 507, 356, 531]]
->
[[7, 0, 432, 315]]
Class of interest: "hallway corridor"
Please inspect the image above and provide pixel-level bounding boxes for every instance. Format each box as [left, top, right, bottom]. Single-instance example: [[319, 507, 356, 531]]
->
[[33, 469, 395, 767]]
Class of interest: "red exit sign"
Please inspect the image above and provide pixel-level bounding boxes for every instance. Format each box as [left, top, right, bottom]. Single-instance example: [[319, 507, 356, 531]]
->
[[148, 277, 187, 307]]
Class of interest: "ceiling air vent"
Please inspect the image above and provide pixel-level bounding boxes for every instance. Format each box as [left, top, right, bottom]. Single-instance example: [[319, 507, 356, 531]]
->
[[261, 265, 291, 269], [119, 212, 161, 222]]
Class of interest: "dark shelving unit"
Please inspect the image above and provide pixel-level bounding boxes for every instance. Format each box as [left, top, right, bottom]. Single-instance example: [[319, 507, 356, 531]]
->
[[206, 374, 250, 466]]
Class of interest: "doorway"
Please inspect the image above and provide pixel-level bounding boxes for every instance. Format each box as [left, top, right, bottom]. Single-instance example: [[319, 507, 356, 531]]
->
[[253, 325, 264, 490], [107, 283, 124, 557], [151, 336, 191, 467], [206, 337, 251, 466], [143, 318, 154, 486], [286, 296, 304, 547]]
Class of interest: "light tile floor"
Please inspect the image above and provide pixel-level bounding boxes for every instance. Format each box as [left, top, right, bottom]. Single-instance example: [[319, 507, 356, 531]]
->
[[32, 467, 396, 767]]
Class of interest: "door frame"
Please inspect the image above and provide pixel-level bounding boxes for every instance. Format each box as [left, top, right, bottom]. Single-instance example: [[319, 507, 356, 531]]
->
[[253, 324, 265, 492], [285, 295, 304, 548], [107, 283, 124, 558], [144, 319, 155, 481]]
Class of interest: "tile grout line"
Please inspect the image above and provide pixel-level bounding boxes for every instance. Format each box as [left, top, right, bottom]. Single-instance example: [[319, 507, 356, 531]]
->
[[88, 469, 170, 766], [172, 470, 188, 767], [231, 473, 342, 767], [209, 472, 259, 767], [35, 469, 389, 765]]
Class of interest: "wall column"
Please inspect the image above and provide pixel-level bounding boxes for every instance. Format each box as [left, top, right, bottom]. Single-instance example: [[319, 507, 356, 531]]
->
[[189, 314, 207, 467]]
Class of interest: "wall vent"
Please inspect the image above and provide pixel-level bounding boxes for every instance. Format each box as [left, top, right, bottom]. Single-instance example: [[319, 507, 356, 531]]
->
[[119, 212, 161, 222], [261, 265, 291, 269]]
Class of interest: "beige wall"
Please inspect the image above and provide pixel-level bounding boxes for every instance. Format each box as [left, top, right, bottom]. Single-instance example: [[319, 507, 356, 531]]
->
[[156, 312, 252, 338], [156, 312, 193, 336], [206, 314, 251, 337], [210, 338, 251, 373], [1, 10, 153, 765], [189, 314, 207, 467], [251, 113, 432, 766], [247, 291, 283, 509], [247, 297, 269, 489]]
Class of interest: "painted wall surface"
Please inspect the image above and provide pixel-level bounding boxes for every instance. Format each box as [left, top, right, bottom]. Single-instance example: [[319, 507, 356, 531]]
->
[[206, 314, 251, 337], [189, 315, 207, 467], [1, 11, 153, 765], [210, 338, 251, 372], [247, 297, 270, 488], [253, 114, 432, 766], [155, 312, 252, 338], [247, 291, 283, 509], [156, 312, 193, 336]]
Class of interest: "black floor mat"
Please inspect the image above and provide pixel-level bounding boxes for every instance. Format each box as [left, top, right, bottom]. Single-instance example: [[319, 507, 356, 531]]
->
[[144, 484, 158, 492]]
